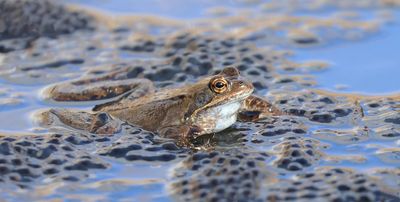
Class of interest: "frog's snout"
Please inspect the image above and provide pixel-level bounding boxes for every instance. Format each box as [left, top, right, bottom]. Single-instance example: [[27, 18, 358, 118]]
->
[[238, 80, 254, 91]]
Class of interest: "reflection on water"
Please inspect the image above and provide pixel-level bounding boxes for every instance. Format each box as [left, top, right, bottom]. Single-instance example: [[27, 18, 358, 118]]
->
[[0, 0, 400, 201], [67, 0, 400, 94], [66, 0, 235, 18], [298, 12, 400, 94]]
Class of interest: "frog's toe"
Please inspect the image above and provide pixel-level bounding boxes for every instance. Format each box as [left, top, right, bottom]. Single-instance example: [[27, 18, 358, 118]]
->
[[89, 112, 122, 134]]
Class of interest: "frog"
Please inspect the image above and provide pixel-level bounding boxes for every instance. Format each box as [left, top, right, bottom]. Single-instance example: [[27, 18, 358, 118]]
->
[[41, 66, 281, 143]]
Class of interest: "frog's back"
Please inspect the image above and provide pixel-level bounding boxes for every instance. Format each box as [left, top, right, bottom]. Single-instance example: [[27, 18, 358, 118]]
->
[[94, 88, 191, 132]]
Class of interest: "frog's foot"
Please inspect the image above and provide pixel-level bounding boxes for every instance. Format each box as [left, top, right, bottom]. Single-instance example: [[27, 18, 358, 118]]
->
[[36, 108, 122, 135], [238, 95, 283, 122], [158, 125, 203, 147], [43, 65, 155, 102], [89, 112, 122, 134]]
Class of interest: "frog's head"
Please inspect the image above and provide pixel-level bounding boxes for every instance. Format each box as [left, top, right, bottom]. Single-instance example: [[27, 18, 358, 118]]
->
[[205, 67, 254, 106], [189, 67, 254, 133]]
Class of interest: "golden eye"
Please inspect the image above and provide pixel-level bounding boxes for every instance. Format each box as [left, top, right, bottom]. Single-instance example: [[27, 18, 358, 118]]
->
[[210, 78, 228, 93]]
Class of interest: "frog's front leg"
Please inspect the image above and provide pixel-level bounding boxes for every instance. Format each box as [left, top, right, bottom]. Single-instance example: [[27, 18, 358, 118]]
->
[[158, 125, 202, 146], [238, 95, 283, 121], [43, 68, 155, 102]]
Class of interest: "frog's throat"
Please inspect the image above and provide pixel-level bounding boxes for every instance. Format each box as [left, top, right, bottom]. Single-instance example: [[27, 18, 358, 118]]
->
[[190, 91, 252, 121]]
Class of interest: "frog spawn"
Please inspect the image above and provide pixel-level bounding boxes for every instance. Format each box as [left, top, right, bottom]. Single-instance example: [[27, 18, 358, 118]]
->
[[371, 168, 400, 197], [361, 98, 400, 140], [1, 34, 400, 201], [272, 137, 325, 172], [0, 1, 400, 200], [250, 116, 308, 138], [96, 125, 189, 162], [0, 134, 109, 189], [0, 0, 95, 52], [272, 90, 400, 144], [0, 109, 191, 189], [28, 91, 400, 200], [8, 108, 328, 193], [272, 90, 361, 125], [2, 95, 400, 199], [168, 150, 276, 202], [168, 154, 399, 201], [165, 102, 399, 201], [263, 167, 399, 202], [40, 34, 296, 102], [37, 109, 190, 163]]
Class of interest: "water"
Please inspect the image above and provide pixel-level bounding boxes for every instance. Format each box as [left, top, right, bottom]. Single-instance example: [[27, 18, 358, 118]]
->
[[298, 13, 400, 94], [1, 0, 400, 201], [66, 0, 400, 94], [66, 0, 234, 18]]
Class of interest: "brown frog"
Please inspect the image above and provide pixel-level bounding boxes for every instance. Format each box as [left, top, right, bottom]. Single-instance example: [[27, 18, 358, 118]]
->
[[42, 67, 281, 142]]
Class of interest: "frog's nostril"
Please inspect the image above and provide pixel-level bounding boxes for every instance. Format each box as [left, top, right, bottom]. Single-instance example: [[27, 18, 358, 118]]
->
[[239, 81, 244, 86]]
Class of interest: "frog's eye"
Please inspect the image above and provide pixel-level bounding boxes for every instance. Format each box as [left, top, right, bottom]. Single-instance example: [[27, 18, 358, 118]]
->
[[210, 78, 228, 93]]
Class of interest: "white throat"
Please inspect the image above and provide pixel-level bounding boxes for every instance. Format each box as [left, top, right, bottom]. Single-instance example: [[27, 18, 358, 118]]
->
[[212, 101, 242, 133]]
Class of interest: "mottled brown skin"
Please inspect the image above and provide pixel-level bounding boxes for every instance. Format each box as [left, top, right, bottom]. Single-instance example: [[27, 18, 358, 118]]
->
[[44, 67, 281, 141], [92, 67, 281, 139]]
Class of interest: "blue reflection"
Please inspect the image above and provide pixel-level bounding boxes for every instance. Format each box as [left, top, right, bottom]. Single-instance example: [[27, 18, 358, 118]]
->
[[65, 0, 236, 19], [296, 12, 400, 94]]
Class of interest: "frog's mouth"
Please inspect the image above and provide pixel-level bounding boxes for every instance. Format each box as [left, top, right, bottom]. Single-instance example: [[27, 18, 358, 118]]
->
[[219, 88, 254, 105], [201, 86, 253, 113]]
